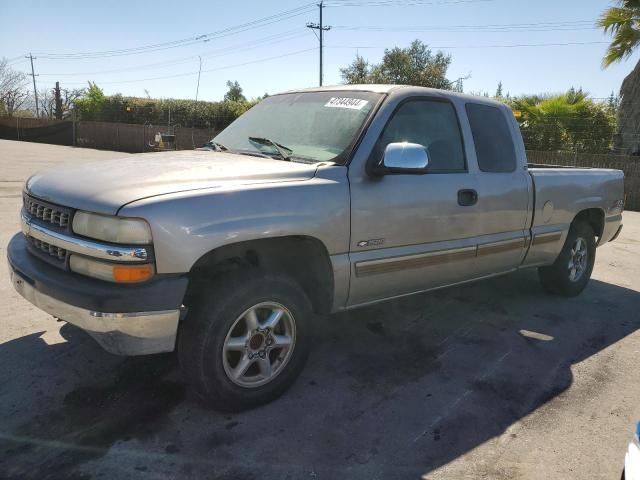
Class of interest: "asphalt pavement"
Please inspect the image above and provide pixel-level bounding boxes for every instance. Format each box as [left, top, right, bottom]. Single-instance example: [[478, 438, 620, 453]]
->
[[1, 139, 639, 479]]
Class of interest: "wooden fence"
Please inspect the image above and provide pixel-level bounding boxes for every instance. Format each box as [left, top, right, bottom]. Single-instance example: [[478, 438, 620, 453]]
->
[[0, 116, 218, 153], [0, 117, 73, 145], [526, 150, 640, 212], [76, 121, 218, 153]]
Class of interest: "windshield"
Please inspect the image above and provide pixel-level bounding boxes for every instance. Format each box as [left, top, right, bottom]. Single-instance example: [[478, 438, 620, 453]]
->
[[213, 91, 381, 163]]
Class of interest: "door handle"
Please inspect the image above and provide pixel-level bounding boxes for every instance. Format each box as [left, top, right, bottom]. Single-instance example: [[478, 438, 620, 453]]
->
[[458, 189, 478, 206]]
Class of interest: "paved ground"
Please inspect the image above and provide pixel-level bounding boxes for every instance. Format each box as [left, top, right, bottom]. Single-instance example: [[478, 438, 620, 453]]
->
[[1, 139, 639, 480]]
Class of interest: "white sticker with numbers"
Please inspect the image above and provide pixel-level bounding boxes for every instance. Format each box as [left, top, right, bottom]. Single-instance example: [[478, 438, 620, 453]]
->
[[324, 97, 369, 110]]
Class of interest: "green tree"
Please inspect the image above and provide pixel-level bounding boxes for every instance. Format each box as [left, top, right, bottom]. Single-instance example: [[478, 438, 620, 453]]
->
[[599, 0, 640, 67], [224, 80, 246, 103], [74, 91, 256, 130], [340, 40, 452, 89], [74, 82, 106, 119], [340, 54, 370, 84], [495, 81, 503, 98], [85, 82, 105, 106], [509, 90, 616, 153]]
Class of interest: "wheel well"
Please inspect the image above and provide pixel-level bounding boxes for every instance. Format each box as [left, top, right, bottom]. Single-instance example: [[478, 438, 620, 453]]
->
[[573, 208, 604, 243], [186, 236, 334, 314]]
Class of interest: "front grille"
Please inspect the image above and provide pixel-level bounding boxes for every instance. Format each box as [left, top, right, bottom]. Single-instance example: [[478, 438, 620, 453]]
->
[[27, 236, 67, 261], [23, 194, 70, 229]]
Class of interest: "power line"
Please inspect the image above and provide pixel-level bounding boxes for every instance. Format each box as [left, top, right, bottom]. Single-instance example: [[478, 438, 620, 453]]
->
[[59, 47, 317, 86], [326, 0, 496, 7], [5, 56, 28, 66], [327, 40, 608, 49], [335, 26, 596, 32], [337, 19, 596, 28], [35, 29, 309, 77], [34, 5, 315, 59], [25, 20, 604, 76], [29, 3, 316, 60], [333, 20, 598, 33]]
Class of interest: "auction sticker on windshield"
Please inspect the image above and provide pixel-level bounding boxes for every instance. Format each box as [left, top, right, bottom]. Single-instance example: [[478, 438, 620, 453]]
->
[[324, 97, 369, 110]]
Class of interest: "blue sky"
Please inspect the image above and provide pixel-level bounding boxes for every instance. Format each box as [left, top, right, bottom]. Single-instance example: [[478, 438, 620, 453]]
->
[[1, 0, 635, 102]]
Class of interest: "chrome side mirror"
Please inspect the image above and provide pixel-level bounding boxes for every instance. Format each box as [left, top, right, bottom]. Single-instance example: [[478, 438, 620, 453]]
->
[[380, 142, 430, 174]]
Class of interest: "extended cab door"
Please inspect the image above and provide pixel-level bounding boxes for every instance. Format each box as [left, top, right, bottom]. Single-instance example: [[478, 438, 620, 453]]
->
[[347, 96, 481, 306], [464, 102, 531, 277]]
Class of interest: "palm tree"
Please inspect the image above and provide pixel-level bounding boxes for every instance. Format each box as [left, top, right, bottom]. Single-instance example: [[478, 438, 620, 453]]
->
[[599, 0, 640, 67], [511, 91, 614, 153], [599, 1, 640, 153]]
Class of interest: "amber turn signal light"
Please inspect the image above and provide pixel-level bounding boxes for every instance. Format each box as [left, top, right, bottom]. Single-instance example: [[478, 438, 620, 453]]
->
[[112, 264, 155, 283]]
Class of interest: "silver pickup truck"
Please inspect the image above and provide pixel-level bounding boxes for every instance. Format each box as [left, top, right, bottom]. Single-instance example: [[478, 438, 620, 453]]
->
[[8, 85, 624, 410]]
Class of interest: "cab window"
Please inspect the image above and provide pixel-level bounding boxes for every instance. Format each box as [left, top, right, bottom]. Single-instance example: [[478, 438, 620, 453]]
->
[[466, 103, 517, 173], [376, 99, 466, 173]]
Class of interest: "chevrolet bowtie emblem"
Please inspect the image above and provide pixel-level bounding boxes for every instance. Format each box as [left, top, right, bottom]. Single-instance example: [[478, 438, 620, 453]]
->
[[357, 239, 384, 248]]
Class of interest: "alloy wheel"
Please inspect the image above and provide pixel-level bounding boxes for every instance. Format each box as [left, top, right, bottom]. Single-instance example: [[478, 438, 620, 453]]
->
[[568, 237, 588, 282], [221, 302, 296, 388]]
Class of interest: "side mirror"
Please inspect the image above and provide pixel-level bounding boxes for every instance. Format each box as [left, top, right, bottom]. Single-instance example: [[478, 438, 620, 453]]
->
[[379, 142, 430, 174]]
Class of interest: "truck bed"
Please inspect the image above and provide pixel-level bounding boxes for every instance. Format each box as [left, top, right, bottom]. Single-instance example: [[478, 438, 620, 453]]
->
[[528, 163, 594, 169], [528, 166, 624, 241]]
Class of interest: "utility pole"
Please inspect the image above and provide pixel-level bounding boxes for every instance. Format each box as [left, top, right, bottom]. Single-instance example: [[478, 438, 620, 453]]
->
[[54, 81, 63, 119], [195, 56, 202, 103], [306, 1, 331, 86], [25, 53, 39, 117], [192, 56, 203, 149]]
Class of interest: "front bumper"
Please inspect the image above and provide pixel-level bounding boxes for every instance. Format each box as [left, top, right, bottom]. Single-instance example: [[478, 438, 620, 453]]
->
[[8, 233, 188, 355]]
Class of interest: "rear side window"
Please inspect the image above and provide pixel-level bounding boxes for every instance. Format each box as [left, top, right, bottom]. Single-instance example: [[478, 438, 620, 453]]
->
[[378, 99, 466, 173], [466, 103, 517, 173]]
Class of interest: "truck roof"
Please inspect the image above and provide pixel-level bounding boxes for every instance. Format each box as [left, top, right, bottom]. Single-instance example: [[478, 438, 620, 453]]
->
[[279, 84, 508, 108]]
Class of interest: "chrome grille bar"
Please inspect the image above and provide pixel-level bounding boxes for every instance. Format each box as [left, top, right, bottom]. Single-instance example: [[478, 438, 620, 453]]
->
[[23, 194, 70, 228], [28, 236, 67, 261], [21, 213, 149, 262]]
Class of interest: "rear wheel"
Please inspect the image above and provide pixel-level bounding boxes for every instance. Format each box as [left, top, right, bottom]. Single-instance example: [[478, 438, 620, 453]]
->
[[538, 221, 596, 297], [178, 270, 312, 411]]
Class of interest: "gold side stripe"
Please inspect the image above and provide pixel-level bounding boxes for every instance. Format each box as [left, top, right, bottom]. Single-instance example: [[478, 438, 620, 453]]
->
[[477, 238, 526, 257], [355, 246, 477, 277], [354, 234, 543, 278], [532, 231, 562, 246]]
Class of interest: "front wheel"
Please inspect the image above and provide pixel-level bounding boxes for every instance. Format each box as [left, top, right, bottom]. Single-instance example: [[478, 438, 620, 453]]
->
[[178, 270, 312, 411], [538, 221, 596, 297]]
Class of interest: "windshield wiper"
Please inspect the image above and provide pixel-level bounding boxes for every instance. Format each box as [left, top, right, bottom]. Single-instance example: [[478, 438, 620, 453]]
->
[[248, 137, 292, 161], [207, 140, 229, 152]]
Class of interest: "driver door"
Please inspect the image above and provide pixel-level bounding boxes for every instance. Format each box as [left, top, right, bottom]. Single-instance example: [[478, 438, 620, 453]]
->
[[347, 98, 481, 306]]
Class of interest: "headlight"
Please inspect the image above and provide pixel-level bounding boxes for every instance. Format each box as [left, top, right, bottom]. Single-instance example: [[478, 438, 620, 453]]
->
[[70, 255, 154, 283], [72, 211, 152, 244]]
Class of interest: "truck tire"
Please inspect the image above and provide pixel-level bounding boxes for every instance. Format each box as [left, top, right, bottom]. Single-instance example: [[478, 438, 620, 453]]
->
[[178, 270, 312, 411], [538, 221, 596, 297]]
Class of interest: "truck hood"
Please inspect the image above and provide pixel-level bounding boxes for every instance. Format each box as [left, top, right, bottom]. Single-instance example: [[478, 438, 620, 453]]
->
[[26, 150, 319, 215]]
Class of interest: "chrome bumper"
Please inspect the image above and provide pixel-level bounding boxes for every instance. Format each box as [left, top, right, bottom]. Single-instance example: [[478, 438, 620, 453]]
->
[[10, 268, 180, 356]]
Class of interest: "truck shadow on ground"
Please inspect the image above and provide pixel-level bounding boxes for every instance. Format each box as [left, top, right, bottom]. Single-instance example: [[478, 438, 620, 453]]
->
[[0, 269, 638, 479]]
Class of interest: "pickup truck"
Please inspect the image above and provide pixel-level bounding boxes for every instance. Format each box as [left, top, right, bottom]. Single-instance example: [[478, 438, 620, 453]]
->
[[8, 85, 625, 410]]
